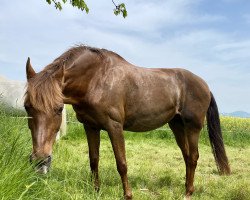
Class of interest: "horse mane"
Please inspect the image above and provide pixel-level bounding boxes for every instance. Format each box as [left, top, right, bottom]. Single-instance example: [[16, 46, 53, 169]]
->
[[25, 45, 125, 113], [26, 67, 64, 114], [53, 44, 103, 66]]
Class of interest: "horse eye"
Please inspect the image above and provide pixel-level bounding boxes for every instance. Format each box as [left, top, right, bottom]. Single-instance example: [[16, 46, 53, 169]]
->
[[59, 106, 63, 112], [24, 105, 30, 111], [56, 106, 63, 115]]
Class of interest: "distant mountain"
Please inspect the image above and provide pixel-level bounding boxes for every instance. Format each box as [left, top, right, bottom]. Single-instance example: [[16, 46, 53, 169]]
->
[[222, 111, 250, 118]]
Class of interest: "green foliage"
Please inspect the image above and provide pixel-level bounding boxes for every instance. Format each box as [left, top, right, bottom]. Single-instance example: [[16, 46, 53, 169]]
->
[[113, 2, 127, 18], [45, 0, 128, 18], [199, 116, 250, 147], [0, 111, 35, 199], [46, 0, 89, 12]]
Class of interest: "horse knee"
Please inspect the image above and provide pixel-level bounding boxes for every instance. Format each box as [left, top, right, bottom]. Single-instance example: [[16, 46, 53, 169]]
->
[[117, 161, 127, 176], [192, 150, 199, 161], [186, 151, 199, 166]]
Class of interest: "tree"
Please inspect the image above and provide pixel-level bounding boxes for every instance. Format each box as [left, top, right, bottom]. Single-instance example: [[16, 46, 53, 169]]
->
[[45, 0, 127, 18]]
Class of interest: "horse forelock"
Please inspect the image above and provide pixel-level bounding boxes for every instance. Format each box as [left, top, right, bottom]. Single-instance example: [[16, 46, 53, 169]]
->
[[25, 71, 63, 114]]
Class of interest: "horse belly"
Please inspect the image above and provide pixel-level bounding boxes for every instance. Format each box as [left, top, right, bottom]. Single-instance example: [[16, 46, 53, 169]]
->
[[123, 69, 180, 132], [124, 106, 176, 132]]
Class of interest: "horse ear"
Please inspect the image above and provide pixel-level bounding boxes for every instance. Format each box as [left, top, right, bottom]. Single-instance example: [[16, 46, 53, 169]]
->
[[26, 57, 36, 80]]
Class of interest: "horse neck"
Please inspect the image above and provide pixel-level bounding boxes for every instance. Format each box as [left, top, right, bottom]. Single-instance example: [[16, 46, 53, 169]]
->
[[62, 57, 102, 104]]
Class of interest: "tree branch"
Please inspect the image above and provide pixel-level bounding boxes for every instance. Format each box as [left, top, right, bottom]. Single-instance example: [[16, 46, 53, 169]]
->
[[45, 0, 127, 18]]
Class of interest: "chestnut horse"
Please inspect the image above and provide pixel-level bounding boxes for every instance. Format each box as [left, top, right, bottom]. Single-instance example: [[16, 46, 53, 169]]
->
[[24, 45, 230, 199]]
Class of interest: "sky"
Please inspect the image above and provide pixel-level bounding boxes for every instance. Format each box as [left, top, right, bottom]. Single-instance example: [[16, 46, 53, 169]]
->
[[0, 0, 250, 113]]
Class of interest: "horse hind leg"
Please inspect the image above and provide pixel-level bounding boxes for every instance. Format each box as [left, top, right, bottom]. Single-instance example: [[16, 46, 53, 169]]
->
[[169, 114, 201, 199]]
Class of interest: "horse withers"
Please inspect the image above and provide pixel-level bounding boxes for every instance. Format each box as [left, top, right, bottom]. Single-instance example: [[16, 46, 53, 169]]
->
[[24, 45, 230, 199]]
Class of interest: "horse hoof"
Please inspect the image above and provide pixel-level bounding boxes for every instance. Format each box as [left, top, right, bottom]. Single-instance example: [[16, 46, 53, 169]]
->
[[94, 186, 100, 192], [124, 193, 132, 200], [184, 195, 191, 200]]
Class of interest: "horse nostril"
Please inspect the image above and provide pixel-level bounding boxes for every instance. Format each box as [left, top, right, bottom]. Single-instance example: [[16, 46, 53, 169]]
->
[[30, 154, 52, 174], [47, 155, 52, 163], [35, 155, 52, 172], [45, 155, 52, 168], [37, 155, 52, 166]]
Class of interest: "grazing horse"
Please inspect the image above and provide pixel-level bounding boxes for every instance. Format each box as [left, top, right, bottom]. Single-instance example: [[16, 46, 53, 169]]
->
[[24, 45, 230, 199]]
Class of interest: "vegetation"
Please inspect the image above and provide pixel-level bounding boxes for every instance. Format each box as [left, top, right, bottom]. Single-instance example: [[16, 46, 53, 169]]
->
[[0, 106, 250, 199], [45, 0, 128, 18]]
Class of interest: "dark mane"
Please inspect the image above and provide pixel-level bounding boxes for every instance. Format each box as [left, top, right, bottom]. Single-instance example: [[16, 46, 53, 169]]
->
[[41, 45, 125, 80], [50, 45, 103, 70], [47, 45, 125, 70]]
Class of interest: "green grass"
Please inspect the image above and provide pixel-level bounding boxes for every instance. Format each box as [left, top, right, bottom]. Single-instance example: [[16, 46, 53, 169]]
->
[[0, 106, 250, 199]]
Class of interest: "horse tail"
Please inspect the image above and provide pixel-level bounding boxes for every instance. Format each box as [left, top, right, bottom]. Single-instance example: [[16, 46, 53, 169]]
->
[[206, 92, 231, 175]]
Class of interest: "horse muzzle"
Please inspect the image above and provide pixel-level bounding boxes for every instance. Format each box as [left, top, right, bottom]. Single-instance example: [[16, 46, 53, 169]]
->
[[30, 154, 52, 174]]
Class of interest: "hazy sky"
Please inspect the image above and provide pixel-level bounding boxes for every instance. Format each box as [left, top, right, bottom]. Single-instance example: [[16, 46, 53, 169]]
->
[[0, 0, 250, 113]]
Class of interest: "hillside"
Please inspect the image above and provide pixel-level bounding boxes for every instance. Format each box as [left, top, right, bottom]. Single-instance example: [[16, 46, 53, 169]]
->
[[222, 111, 250, 118]]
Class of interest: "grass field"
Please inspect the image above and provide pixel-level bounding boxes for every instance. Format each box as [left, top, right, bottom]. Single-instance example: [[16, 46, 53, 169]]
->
[[0, 106, 250, 200]]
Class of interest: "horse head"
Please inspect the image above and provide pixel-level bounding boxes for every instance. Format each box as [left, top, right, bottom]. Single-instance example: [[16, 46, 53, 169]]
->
[[25, 57, 64, 174]]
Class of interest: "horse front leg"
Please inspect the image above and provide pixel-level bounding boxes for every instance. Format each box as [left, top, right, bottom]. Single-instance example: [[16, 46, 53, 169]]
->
[[84, 125, 100, 191], [107, 121, 132, 200]]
